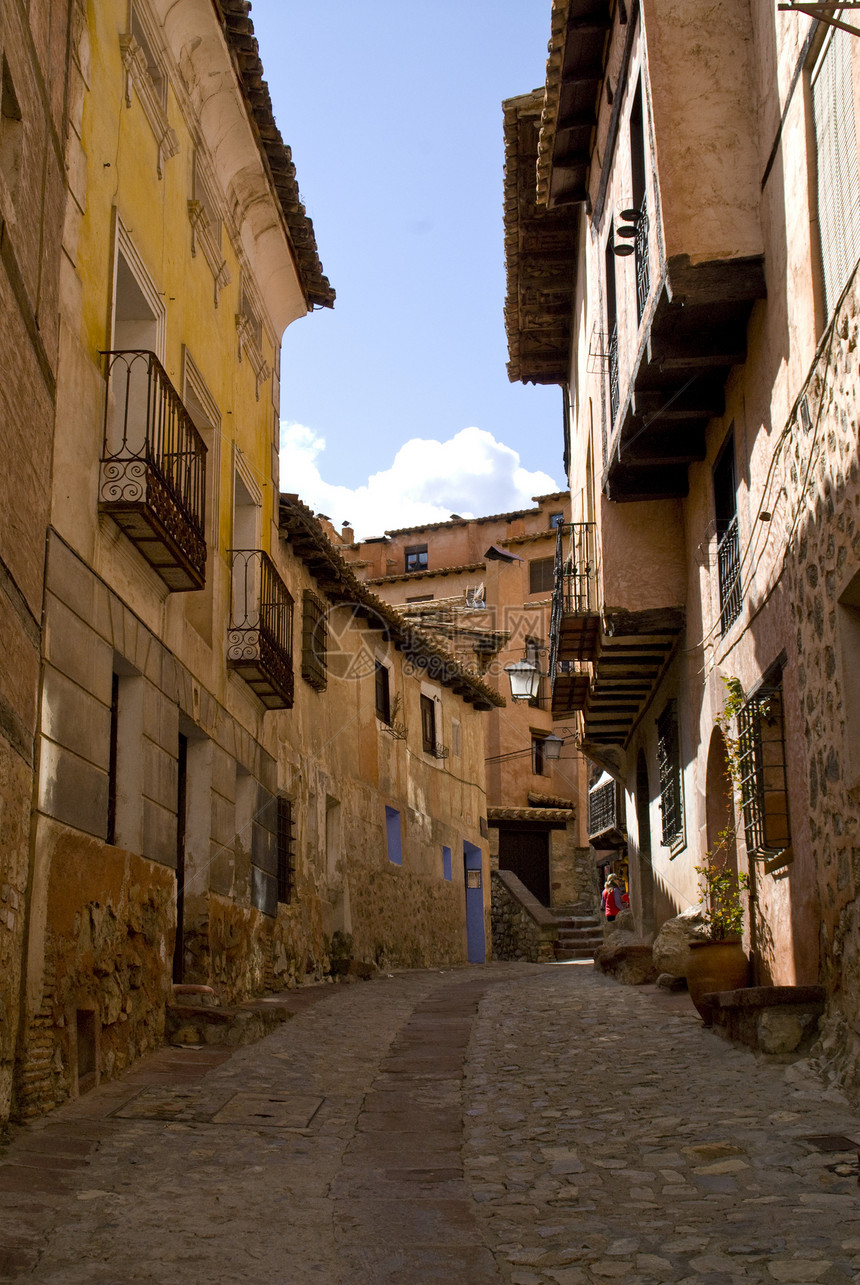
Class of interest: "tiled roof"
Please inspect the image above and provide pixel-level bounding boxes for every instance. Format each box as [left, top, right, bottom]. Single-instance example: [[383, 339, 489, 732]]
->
[[487, 806, 575, 823], [279, 495, 505, 710], [527, 791, 576, 809], [365, 562, 485, 586], [503, 90, 577, 385], [215, 0, 335, 310]]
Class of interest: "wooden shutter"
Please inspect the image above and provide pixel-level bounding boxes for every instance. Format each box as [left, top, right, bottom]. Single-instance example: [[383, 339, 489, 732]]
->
[[812, 28, 860, 316]]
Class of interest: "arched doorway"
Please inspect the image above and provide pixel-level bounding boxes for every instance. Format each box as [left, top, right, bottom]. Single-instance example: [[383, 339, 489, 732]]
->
[[705, 726, 738, 876]]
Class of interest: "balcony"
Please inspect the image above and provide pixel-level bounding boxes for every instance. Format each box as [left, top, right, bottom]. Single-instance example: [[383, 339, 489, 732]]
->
[[549, 522, 599, 713], [587, 772, 625, 848], [99, 351, 207, 591], [227, 550, 294, 709]]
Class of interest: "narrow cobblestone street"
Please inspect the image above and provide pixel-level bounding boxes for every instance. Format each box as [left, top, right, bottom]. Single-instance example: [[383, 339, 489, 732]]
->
[[2, 963, 860, 1285]]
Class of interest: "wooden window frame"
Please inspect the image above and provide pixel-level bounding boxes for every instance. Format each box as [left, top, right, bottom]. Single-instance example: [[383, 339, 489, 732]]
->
[[421, 693, 436, 754], [529, 557, 554, 594], [405, 544, 428, 573], [301, 589, 328, 691], [375, 661, 391, 724]]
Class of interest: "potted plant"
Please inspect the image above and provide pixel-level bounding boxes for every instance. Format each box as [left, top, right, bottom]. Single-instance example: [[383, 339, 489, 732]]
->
[[686, 858, 751, 1021]]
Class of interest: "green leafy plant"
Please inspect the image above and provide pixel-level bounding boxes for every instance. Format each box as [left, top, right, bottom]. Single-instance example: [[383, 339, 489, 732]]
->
[[696, 675, 752, 940], [694, 857, 750, 940]]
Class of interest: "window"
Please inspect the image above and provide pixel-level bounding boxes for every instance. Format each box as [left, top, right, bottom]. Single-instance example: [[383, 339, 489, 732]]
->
[[549, 512, 565, 529], [301, 590, 328, 691], [442, 845, 452, 881], [421, 694, 436, 754], [276, 797, 295, 904], [532, 735, 547, 776], [811, 27, 860, 319], [630, 77, 650, 323], [527, 637, 545, 707], [406, 594, 433, 603], [385, 806, 402, 865], [375, 661, 391, 724], [713, 433, 741, 634], [656, 700, 683, 848], [131, 6, 166, 107], [405, 544, 428, 573], [451, 719, 461, 758], [737, 678, 791, 859], [529, 557, 554, 594], [121, 7, 178, 177]]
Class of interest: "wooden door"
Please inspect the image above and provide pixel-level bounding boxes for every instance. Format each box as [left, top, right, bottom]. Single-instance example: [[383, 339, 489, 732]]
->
[[498, 828, 550, 905]]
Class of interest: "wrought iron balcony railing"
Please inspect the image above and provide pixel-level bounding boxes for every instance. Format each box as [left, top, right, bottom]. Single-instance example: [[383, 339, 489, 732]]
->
[[549, 521, 600, 708], [100, 350, 207, 591], [717, 514, 742, 635], [635, 198, 650, 324], [228, 550, 295, 709], [607, 323, 619, 425]]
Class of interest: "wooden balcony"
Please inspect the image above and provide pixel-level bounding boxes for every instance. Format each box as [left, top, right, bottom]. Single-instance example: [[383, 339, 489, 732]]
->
[[587, 773, 626, 848], [581, 610, 684, 751], [100, 351, 207, 591], [604, 264, 765, 501], [227, 550, 295, 709]]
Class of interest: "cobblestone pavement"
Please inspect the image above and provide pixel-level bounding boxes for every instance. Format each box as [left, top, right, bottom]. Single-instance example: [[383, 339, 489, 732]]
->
[[1, 962, 860, 1284]]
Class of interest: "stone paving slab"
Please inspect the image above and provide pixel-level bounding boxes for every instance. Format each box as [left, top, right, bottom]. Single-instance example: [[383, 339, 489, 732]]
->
[[1, 962, 860, 1282]]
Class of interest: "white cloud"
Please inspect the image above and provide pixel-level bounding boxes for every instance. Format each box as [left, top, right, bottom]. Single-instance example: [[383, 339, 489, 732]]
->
[[278, 423, 561, 539]]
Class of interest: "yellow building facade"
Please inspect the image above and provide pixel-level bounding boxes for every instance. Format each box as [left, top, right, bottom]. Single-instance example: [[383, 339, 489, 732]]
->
[[12, 0, 494, 1121]]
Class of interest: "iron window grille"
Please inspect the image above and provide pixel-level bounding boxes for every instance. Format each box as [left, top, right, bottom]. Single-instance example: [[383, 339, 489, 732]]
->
[[737, 683, 791, 858], [635, 198, 650, 323], [608, 323, 620, 425], [656, 700, 684, 848], [717, 514, 742, 634], [276, 796, 295, 905], [301, 589, 328, 691]]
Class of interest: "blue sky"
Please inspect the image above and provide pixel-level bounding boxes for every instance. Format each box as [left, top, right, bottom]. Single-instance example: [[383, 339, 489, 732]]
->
[[250, 0, 565, 537]]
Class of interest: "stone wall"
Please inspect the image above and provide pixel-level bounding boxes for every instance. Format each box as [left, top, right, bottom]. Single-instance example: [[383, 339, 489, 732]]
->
[[491, 870, 557, 963], [780, 265, 860, 1099], [16, 824, 174, 1118]]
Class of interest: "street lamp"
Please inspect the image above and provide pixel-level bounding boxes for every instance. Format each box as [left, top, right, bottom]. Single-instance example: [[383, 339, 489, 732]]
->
[[542, 732, 564, 761], [504, 658, 541, 702]]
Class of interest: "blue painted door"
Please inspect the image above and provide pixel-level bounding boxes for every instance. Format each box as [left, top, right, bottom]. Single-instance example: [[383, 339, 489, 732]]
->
[[463, 841, 486, 963]]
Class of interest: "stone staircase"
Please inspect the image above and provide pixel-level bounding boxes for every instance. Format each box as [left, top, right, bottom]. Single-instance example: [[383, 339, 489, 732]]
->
[[553, 911, 604, 961]]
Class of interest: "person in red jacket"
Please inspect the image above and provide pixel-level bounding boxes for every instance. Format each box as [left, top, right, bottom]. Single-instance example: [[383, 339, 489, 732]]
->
[[601, 873, 629, 921]]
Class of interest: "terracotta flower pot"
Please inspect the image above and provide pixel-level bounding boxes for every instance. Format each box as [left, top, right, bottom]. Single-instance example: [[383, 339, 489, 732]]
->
[[686, 938, 750, 1023]]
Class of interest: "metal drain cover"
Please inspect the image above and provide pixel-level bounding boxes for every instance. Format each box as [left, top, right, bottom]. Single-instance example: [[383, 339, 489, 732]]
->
[[211, 1092, 324, 1128]]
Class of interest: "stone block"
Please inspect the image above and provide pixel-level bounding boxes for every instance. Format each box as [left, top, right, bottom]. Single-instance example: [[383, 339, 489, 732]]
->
[[45, 537, 96, 624], [41, 665, 111, 769], [652, 905, 708, 978], [252, 820, 276, 876], [210, 745, 236, 803], [594, 935, 658, 985], [43, 595, 112, 704], [143, 739, 177, 811], [256, 783, 277, 835], [38, 740, 108, 839], [251, 866, 277, 918], [142, 683, 178, 754], [211, 792, 235, 850], [142, 798, 177, 868]]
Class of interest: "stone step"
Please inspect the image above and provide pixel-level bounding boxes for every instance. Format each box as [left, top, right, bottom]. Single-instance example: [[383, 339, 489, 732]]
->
[[556, 927, 603, 941], [555, 947, 600, 961], [554, 918, 601, 932], [165, 997, 292, 1048]]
